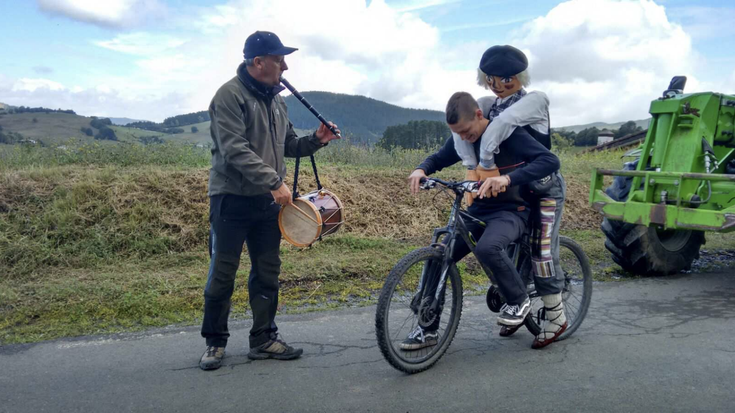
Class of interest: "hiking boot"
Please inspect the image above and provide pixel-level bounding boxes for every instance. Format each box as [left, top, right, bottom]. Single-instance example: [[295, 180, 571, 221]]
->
[[199, 346, 225, 371], [497, 296, 531, 326], [399, 326, 438, 351], [247, 334, 303, 360], [498, 323, 523, 337]]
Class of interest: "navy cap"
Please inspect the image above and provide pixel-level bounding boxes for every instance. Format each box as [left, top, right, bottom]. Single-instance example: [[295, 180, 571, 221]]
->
[[479, 45, 528, 77], [243, 31, 298, 59]]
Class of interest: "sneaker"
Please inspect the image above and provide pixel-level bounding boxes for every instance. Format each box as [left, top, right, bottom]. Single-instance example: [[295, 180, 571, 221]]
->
[[498, 323, 523, 337], [247, 334, 303, 360], [497, 296, 531, 326], [199, 346, 225, 371], [399, 326, 438, 351]]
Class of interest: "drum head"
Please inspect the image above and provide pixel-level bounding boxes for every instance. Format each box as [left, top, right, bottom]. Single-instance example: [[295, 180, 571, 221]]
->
[[278, 198, 322, 247]]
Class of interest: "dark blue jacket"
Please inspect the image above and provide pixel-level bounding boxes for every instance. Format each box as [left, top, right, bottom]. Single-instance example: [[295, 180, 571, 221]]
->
[[417, 127, 559, 217]]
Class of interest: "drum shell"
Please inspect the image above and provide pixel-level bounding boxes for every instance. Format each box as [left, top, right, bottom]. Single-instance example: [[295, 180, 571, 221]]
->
[[278, 189, 344, 247]]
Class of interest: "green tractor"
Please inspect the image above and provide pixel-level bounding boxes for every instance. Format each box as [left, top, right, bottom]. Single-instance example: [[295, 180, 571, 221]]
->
[[590, 76, 735, 275]]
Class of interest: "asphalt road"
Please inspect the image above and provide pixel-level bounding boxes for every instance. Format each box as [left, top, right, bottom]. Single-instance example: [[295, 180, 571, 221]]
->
[[2, 270, 735, 413]]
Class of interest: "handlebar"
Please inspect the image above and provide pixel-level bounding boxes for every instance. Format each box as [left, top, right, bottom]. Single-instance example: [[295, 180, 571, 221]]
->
[[419, 177, 479, 194]]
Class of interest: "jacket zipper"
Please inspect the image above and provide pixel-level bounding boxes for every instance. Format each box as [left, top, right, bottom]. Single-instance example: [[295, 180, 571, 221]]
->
[[266, 97, 279, 174]]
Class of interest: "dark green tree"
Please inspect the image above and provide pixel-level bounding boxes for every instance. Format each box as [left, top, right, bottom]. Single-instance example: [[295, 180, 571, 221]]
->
[[377, 120, 450, 150], [94, 126, 118, 141], [614, 121, 643, 139]]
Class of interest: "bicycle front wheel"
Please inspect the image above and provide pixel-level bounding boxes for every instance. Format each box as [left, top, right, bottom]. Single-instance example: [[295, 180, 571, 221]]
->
[[375, 247, 463, 374], [524, 236, 592, 340]]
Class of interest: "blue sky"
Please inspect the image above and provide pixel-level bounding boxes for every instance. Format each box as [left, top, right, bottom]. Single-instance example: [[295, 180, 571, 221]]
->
[[1, 0, 734, 126]]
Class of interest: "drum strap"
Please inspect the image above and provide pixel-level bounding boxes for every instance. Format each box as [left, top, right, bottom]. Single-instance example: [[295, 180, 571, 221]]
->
[[292, 146, 323, 200]]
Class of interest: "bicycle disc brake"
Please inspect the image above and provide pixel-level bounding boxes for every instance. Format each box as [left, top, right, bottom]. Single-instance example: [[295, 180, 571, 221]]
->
[[417, 296, 439, 328]]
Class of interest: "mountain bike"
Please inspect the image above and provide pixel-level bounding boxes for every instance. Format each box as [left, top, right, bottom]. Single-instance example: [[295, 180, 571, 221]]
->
[[375, 177, 592, 374]]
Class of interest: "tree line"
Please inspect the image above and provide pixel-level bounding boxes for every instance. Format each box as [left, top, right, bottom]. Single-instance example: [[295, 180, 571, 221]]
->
[[2, 106, 76, 115], [163, 111, 209, 127], [377, 120, 449, 150], [372, 119, 644, 151], [552, 121, 643, 147]]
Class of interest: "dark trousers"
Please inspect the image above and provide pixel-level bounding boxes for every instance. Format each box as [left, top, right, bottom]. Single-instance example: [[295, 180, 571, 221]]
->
[[453, 210, 528, 306], [201, 194, 282, 348]]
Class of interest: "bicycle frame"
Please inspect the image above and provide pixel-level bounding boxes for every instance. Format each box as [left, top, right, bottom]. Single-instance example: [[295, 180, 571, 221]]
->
[[420, 178, 526, 303]]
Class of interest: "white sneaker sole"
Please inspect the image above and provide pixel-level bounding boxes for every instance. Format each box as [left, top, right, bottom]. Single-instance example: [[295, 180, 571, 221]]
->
[[497, 301, 531, 326]]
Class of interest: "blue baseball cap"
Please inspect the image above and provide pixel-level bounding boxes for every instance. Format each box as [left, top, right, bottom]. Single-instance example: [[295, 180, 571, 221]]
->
[[243, 31, 298, 59]]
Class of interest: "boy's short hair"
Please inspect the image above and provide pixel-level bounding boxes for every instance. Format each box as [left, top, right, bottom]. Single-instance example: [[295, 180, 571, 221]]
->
[[445, 92, 479, 125]]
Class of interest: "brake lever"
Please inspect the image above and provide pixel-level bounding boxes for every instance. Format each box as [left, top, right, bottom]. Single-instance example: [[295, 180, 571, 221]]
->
[[421, 179, 437, 190]]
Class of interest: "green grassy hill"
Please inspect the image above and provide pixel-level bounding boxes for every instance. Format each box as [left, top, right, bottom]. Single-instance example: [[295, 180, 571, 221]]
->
[[284, 92, 445, 144], [0, 112, 112, 145], [0, 112, 169, 146]]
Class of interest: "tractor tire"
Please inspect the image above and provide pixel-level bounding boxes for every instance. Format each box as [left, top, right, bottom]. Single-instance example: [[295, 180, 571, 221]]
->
[[601, 218, 704, 275], [601, 158, 705, 275]]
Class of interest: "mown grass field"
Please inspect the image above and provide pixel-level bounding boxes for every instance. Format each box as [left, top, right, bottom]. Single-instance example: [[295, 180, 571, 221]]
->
[[1, 141, 733, 344]]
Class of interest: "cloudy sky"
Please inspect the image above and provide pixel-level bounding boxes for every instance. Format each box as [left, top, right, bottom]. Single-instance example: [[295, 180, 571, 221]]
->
[[1, 0, 734, 126]]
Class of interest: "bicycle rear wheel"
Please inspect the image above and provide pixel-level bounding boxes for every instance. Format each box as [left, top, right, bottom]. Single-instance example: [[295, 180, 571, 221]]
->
[[375, 247, 463, 374], [524, 236, 592, 340]]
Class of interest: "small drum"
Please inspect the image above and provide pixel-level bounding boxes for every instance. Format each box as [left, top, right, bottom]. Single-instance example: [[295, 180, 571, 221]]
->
[[278, 189, 344, 247]]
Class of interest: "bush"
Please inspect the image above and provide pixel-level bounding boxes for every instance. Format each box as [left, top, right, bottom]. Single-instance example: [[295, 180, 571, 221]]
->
[[191, 126, 198, 133], [94, 126, 118, 141], [139, 135, 165, 145], [90, 117, 113, 129], [80, 127, 94, 136]]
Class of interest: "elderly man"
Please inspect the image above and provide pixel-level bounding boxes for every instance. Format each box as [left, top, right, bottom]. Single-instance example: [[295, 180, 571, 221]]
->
[[199, 31, 340, 370]]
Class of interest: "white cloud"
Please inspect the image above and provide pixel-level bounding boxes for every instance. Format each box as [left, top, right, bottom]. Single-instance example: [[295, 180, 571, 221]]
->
[[186, 0, 488, 117], [37, 0, 166, 28], [513, 0, 702, 126], [1, 78, 187, 121], [16, 0, 729, 128], [94, 33, 186, 55], [11, 78, 66, 92]]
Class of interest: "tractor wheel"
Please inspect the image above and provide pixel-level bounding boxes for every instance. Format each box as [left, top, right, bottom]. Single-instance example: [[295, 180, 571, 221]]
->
[[601, 158, 704, 275], [601, 218, 704, 275]]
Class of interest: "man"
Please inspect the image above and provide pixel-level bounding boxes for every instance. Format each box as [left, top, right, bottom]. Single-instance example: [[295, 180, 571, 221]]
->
[[199, 31, 340, 371], [405, 92, 560, 350]]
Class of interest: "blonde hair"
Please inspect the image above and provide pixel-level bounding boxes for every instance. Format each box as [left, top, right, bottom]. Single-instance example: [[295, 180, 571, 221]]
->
[[476, 68, 530, 89]]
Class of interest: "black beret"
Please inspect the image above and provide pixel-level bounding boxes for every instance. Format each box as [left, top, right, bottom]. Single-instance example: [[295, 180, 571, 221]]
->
[[479, 45, 528, 77]]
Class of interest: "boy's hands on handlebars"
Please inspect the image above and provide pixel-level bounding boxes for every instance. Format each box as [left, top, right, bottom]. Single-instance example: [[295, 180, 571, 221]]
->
[[478, 175, 511, 199], [408, 169, 428, 195]]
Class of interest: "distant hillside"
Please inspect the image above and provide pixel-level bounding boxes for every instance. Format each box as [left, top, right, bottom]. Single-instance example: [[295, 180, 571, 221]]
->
[[284, 92, 445, 144], [109, 117, 144, 126], [555, 118, 650, 133], [0, 112, 179, 146]]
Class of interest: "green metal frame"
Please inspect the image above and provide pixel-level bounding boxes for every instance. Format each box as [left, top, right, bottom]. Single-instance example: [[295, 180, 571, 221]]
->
[[589, 91, 735, 233]]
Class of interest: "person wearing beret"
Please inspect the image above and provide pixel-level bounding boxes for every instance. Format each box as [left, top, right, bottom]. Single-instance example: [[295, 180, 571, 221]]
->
[[459, 45, 568, 348], [406, 92, 561, 350], [199, 31, 341, 370]]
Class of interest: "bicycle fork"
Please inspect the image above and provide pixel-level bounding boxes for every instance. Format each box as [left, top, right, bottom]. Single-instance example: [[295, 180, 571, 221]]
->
[[411, 245, 453, 329]]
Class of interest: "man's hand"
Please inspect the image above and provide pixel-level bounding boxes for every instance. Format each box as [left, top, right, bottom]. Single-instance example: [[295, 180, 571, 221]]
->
[[271, 183, 293, 206], [408, 169, 428, 195], [478, 175, 510, 199], [316, 122, 341, 144]]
